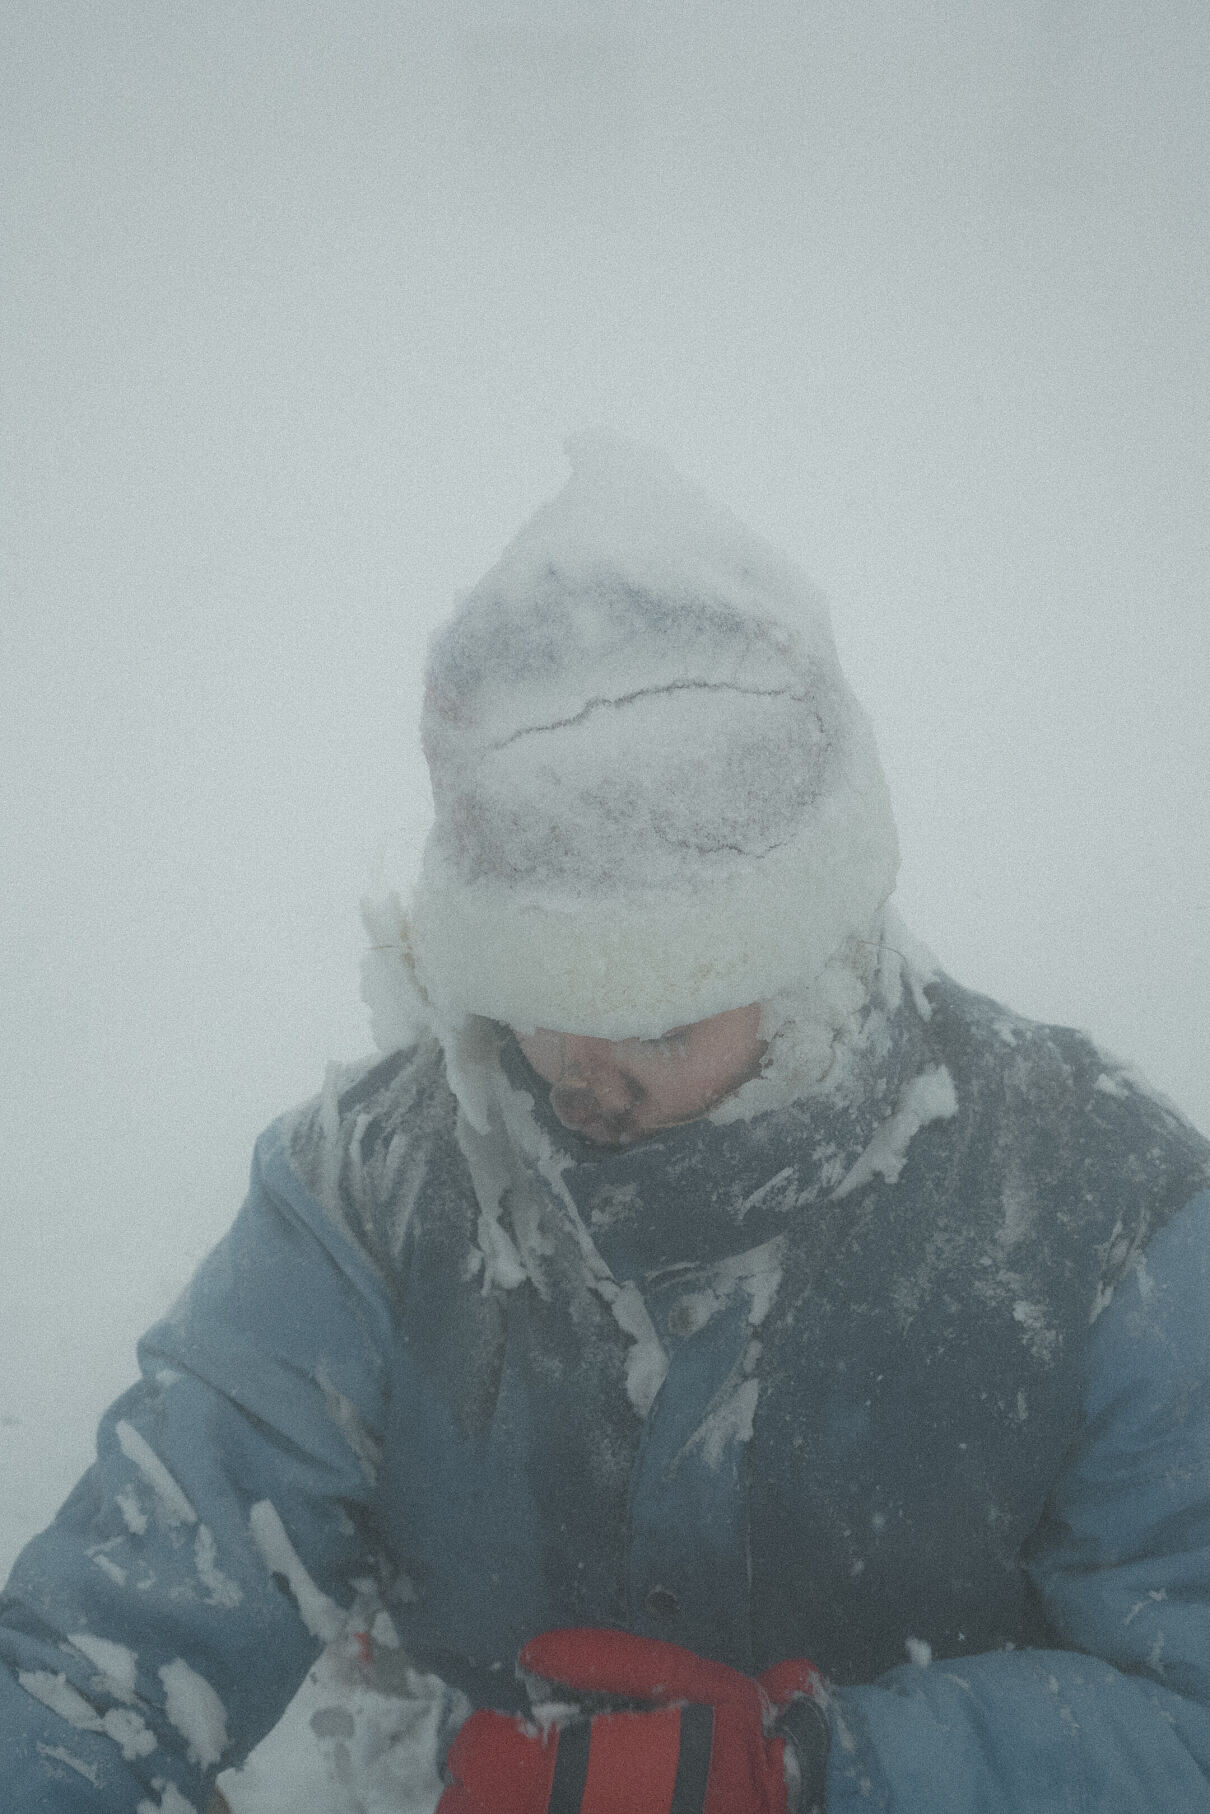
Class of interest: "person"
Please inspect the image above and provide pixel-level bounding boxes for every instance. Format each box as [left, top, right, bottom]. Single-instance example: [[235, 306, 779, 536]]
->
[[3, 436, 1210, 1814]]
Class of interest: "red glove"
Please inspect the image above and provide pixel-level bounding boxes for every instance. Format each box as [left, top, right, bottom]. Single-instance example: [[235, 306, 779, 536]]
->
[[436, 1628, 827, 1814]]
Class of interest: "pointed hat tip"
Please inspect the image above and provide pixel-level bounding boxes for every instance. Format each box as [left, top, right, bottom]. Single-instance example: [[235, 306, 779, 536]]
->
[[562, 428, 680, 489]]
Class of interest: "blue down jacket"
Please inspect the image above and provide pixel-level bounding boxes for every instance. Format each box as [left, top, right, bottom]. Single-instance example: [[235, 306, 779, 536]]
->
[[3, 967, 1210, 1811]]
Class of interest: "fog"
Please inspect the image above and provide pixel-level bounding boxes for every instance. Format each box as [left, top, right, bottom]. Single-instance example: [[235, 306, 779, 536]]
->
[[2, 0, 1207, 1575]]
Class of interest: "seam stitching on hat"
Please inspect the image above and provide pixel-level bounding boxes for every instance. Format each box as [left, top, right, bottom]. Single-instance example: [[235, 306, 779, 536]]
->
[[489, 680, 809, 751]]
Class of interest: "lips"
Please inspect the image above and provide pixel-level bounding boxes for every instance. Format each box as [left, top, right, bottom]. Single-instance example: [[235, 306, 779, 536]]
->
[[550, 1086, 640, 1145]]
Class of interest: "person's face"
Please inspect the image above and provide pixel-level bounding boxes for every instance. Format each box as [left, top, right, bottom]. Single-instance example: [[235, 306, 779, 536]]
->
[[514, 1002, 766, 1146]]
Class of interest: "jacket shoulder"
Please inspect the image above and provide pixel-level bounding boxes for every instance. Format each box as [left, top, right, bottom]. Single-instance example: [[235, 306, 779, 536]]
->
[[278, 1039, 464, 1288], [922, 970, 1210, 1286], [925, 970, 1208, 1144]]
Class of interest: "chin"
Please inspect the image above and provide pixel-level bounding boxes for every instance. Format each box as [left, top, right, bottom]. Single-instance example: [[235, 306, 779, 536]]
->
[[563, 1118, 638, 1147], [551, 1102, 642, 1146]]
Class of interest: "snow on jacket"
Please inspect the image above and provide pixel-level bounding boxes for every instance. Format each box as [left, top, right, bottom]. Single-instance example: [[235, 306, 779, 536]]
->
[[3, 958, 1210, 1812]]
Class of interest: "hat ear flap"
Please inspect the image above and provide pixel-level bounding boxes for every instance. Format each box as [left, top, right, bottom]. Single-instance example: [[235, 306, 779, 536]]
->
[[361, 891, 429, 1054]]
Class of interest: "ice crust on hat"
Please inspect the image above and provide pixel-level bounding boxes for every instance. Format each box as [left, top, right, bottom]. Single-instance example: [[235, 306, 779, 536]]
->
[[407, 434, 899, 1040]]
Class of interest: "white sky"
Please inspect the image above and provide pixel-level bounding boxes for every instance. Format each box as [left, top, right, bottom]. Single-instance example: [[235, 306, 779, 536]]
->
[[1, 0, 1208, 1572]]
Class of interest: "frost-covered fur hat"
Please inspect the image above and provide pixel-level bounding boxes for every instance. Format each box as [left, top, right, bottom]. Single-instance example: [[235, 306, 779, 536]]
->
[[403, 435, 898, 1041]]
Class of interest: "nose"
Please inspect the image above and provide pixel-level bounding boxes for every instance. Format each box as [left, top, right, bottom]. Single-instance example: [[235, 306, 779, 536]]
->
[[554, 1036, 636, 1111], [558, 1036, 626, 1089], [558, 1035, 614, 1077]]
